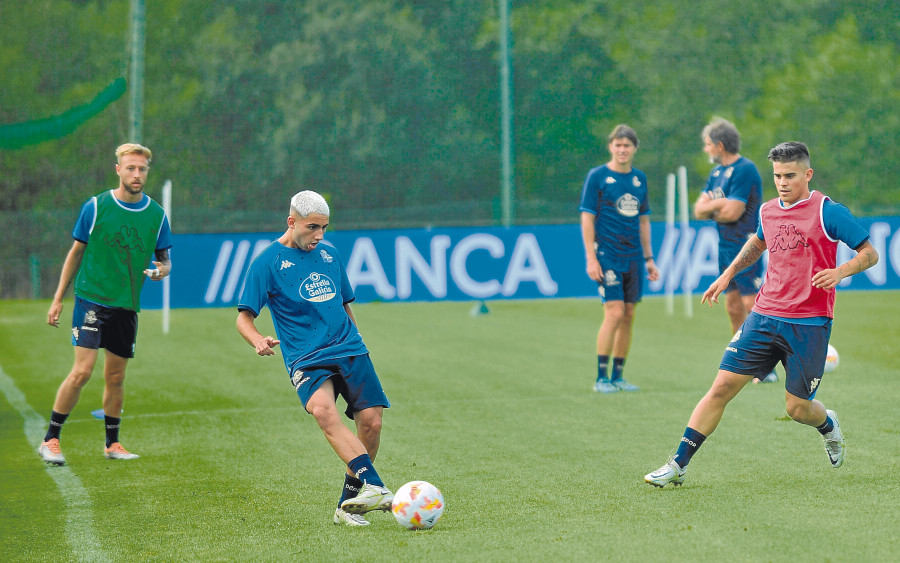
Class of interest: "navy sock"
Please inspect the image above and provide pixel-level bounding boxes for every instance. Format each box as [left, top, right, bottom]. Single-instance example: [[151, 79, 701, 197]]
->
[[104, 415, 121, 447], [673, 427, 707, 468], [44, 411, 69, 441], [339, 474, 364, 507], [610, 357, 626, 381], [347, 453, 384, 487], [596, 355, 609, 382], [816, 414, 835, 435]]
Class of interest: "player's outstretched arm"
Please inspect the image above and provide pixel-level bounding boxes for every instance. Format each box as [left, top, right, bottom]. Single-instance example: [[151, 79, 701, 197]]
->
[[48, 241, 86, 327], [812, 240, 879, 290], [702, 235, 766, 306], [236, 310, 280, 356]]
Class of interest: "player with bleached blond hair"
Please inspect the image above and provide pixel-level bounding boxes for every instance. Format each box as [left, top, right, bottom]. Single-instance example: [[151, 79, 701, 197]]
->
[[236, 190, 394, 526], [39, 143, 172, 465]]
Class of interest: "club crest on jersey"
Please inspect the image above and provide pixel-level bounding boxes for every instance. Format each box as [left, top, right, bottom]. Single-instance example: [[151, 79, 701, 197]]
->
[[300, 272, 337, 302], [604, 269, 619, 286], [616, 193, 640, 217], [632, 176, 641, 188], [319, 249, 333, 263], [725, 166, 734, 178], [85, 310, 97, 325]]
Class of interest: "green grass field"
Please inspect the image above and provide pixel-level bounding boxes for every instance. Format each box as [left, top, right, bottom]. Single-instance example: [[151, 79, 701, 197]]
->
[[2, 292, 899, 562]]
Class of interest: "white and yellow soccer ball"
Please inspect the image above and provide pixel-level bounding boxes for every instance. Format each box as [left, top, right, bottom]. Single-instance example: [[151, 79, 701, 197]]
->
[[824, 344, 839, 373], [391, 481, 444, 530]]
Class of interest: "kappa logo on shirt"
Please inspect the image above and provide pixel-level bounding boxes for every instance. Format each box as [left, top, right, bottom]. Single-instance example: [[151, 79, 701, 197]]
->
[[605, 176, 617, 184], [299, 272, 337, 302], [279, 260, 295, 270], [769, 224, 810, 253], [811, 377, 821, 391]]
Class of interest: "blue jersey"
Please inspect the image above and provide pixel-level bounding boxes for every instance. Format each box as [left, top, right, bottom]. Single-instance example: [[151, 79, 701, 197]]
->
[[237, 240, 368, 374], [72, 191, 173, 252], [703, 156, 762, 253], [578, 164, 650, 268]]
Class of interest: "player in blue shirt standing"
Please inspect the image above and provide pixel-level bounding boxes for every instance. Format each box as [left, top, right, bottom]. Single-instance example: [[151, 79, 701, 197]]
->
[[236, 191, 393, 527], [693, 118, 776, 383], [579, 124, 660, 393]]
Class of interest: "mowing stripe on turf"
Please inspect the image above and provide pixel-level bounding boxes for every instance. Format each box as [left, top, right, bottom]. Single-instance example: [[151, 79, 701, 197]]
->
[[0, 364, 110, 563]]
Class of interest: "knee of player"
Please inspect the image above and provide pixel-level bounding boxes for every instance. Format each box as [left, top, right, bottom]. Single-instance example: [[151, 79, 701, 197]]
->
[[66, 367, 94, 387]]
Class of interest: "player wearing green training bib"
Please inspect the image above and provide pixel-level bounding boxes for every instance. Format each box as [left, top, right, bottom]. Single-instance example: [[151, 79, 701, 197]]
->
[[39, 143, 173, 467]]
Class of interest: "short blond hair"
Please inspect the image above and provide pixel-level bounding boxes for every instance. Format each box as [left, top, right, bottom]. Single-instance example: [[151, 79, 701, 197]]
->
[[116, 143, 152, 164], [290, 190, 330, 218]]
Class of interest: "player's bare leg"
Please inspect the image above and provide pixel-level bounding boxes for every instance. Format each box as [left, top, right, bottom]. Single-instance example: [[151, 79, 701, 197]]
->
[[687, 370, 751, 436], [52, 346, 98, 413], [100, 350, 138, 459], [307, 379, 368, 463], [102, 350, 129, 418], [609, 302, 639, 390]]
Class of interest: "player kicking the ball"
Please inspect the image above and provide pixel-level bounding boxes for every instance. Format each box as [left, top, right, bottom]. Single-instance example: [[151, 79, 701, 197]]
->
[[237, 190, 393, 526], [645, 142, 878, 487]]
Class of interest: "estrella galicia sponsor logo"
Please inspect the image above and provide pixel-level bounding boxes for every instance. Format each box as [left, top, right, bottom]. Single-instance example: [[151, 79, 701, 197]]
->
[[616, 193, 640, 217], [300, 272, 337, 302], [291, 369, 310, 390]]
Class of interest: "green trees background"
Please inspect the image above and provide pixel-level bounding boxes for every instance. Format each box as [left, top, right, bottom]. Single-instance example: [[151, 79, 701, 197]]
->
[[2, 0, 900, 233]]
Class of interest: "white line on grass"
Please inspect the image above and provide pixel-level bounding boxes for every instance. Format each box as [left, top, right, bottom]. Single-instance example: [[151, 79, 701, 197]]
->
[[0, 364, 110, 563]]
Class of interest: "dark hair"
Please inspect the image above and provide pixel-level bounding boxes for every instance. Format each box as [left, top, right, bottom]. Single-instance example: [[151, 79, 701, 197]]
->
[[607, 124, 639, 148], [767, 141, 810, 166], [702, 118, 740, 154]]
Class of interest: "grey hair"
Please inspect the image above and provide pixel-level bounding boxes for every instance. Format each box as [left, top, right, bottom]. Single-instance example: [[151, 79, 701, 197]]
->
[[290, 190, 330, 218], [702, 117, 741, 154]]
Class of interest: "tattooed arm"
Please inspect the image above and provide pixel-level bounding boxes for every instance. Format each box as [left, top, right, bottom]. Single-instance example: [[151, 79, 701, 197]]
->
[[812, 240, 879, 290], [701, 235, 767, 306]]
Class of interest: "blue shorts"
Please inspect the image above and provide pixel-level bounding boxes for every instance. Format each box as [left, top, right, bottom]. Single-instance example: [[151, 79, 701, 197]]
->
[[719, 250, 764, 296], [71, 296, 138, 358], [597, 258, 644, 304], [719, 311, 832, 399], [290, 354, 390, 419]]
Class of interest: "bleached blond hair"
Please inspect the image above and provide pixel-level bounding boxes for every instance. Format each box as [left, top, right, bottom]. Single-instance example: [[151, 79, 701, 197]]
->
[[290, 190, 330, 218]]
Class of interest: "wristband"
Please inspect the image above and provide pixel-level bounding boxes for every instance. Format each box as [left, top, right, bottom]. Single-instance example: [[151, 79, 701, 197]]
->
[[644, 256, 654, 262]]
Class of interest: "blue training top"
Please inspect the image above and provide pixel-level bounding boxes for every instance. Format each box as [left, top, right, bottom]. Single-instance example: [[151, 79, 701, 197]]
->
[[578, 164, 651, 269], [703, 156, 763, 257], [237, 240, 368, 374]]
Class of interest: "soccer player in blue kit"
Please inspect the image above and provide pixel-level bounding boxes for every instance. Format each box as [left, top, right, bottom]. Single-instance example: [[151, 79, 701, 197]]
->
[[579, 124, 660, 393], [693, 118, 776, 384], [645, 142, 879, 487], [236, 191, 393, 526]]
